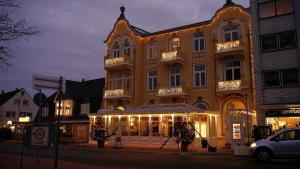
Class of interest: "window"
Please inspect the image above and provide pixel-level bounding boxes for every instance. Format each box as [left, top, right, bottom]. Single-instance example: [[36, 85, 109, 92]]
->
[[279, 31, 297, 49], [264, 71, 280, 87], [261, 31, 297, 52], [23, 100, 29, 106], [259, 1, 276, 19], [111, 71, 132, 89], [60, 124, 73, 137], [123, 39, 131, 57], [194, 64, 206, 87], [259, 0, 294, 19], [5, 111, 16, 118], [225, 60, 241, 81], [13, 99, 20, 105], [55, 101, 72, 116], [147, 42, 158, 60], [193, 32, 205, 52], [224, 25, 239, 42], [282, 69, 299, 86], [169, 37, 180, 51], [274, 130, 297, 141], [112, 41, 120, 58], [148, 70, 157, 90], [81, 103, 90, 115], [42, 107, 48, 117], [170, 66, 181, 87]]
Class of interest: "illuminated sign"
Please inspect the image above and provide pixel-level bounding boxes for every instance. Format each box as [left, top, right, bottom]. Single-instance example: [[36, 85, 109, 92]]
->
[[232, 123, 241, 140], [19, 117, 30, 123], [105, 57, 125, 66], [218, 80, 241, 91], [104, 89, 124, 98], [158, 87, 183, 96], [216, 40, 240, 52]]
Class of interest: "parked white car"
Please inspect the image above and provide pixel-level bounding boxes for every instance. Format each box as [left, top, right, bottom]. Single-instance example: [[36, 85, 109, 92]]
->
[[249, 128, 300, 162]]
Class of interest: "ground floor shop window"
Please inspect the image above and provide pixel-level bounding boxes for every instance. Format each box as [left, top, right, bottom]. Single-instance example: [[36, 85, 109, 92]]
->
[[130, 116, 139, 136], [266, 117, 300, 131], [152, 117, 160, 136], [140, 117, 149, 136], [110, 117, 119, 136], [60, 124, 73, 137], [121, 117, 129, 136]]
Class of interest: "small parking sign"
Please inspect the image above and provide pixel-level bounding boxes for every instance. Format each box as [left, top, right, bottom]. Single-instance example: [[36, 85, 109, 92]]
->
[[32, 127, 48, 146]]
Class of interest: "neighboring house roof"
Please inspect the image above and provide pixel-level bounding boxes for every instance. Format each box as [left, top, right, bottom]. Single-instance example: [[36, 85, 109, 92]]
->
[[104, 2, 249, 42], [0, 89, 21, 106]]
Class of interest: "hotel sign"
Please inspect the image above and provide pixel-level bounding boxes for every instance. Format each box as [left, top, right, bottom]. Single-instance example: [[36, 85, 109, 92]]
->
[[266, 109, 300, 117]]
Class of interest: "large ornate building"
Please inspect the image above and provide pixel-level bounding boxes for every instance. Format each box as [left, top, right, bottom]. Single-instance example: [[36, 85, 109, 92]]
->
[[92, 0, 255, 148]]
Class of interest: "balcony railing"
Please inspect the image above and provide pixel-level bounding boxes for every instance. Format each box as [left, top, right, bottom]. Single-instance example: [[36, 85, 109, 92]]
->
[[217, 80, 242, 91], [216, 40, 242, 53], [160, 50, 184, 64], [104, 56, 132, 70], [104, 88, 131, 99], [157, 86, 187, 97]]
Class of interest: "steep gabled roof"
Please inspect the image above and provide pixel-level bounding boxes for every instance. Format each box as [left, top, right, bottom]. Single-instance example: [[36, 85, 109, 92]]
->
[[0, 89, 21, 106]]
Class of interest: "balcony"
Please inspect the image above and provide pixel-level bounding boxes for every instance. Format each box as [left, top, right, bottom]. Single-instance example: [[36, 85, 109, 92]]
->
[[104, 88, 131, 99], [157, 86, 188, 97], [104, 56, 132, 70], [215, 40, 244, 57], [217, 80, 247, 92], [160, 50, 184, 65]]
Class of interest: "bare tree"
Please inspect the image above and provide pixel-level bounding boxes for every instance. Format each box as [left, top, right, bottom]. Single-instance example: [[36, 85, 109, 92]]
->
[[0, 0, 39, 71]]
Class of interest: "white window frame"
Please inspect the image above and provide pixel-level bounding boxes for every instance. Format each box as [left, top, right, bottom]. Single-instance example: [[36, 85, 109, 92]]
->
[[194, 64, 206, 87], [193, 33, 205, 53], [148, 70, 157, 90], [170, 66, 181, 87], [224, 60, 241, 81], [111, 71, 132, 89], [224, 25, 239, 42]]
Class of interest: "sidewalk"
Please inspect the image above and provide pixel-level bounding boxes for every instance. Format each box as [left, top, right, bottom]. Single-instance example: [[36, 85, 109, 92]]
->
[[76, 143, 234, 156]]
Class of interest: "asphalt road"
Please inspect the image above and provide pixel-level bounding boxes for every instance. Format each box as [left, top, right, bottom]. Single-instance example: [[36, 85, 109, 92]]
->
[[0, 142, 300, 169]]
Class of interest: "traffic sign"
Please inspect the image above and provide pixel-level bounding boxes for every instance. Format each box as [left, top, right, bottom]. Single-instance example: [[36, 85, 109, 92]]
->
[[32, 75, 65, 93], [31, 127, 49, 146]]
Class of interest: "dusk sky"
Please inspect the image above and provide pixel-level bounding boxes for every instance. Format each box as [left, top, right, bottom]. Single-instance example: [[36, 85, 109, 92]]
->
[[0, 0, 248, 96]]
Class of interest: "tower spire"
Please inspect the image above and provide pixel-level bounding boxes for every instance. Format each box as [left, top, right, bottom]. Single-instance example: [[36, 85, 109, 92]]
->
[[119, 5, 125, 19], [224, 0, 234, 6]]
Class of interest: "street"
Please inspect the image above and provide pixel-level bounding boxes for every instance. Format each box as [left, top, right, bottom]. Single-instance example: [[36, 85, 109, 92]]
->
[[0, 142, 300, 169]]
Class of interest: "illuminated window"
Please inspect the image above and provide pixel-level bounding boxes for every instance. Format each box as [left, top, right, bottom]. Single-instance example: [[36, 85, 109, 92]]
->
[[55, 101, 72, 116], [259, 0, 294, 19], [224, 25, 239, 42], [276, 0, 294, 15], [193, 32, 205, 52], [169, 37, 180, 51], [170, 66, 181, 87], [259, 1, 276, 19], [225, 60, 241, 81], [147, 42, 158, 60], [194, 64, 206, 87], [148, 70, 157, 90]]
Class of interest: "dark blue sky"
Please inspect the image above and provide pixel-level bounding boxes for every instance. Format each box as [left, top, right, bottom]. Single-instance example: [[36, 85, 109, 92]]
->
[[0, 0, 249, 96]]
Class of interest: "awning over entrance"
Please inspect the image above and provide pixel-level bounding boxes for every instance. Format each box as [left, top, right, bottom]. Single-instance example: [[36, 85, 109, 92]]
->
[[93, 103, 218, 116]]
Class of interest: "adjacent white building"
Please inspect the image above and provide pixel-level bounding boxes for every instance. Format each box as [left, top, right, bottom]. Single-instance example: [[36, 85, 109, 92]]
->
[[0, 89, 38, 133], [251, 0, 300, 129]]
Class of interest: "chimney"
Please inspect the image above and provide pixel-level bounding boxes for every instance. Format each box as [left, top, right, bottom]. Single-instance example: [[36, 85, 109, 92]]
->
[[1, 90, 4, 94]]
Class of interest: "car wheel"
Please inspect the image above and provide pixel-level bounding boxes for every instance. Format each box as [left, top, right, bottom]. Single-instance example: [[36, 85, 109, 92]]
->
[[256, 149, 271, 162]]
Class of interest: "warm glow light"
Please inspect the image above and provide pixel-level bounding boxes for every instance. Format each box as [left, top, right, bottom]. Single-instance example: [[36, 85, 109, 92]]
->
[[218, 80, 241, 91], [19, 117, 30, 123], [105, 57, 125, 66], [216, 40, 240, 52], [7, 120, 12, 125], [158, 87, 183, 96], [162, 51, 178, 61], [104, 89, 124, 98], [117, 106, 126, 111]]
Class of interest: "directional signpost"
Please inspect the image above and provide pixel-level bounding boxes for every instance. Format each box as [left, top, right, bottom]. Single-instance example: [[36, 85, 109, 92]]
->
[[29, 75, 65, 169]]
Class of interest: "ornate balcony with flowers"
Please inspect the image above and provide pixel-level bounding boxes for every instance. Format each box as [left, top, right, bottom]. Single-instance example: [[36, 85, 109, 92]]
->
[[160, 50, 184, 65], [104, 55, 133, 70], [104, 88, 131, 99], [216, 80, 248, 92]]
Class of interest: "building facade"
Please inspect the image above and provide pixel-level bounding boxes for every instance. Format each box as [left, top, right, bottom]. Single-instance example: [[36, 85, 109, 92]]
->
[[251, 0, 300, 130], [0, 89, 38, 133], [48, 78, 105, 143], [93, 1, 255, 148]]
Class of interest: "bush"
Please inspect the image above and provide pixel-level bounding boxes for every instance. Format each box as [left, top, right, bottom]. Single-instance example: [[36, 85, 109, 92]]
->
[[0, 127, 13, 140]]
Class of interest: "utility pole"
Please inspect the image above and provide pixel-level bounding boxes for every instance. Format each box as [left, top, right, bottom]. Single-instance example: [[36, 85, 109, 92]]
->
[[54, 76, 63, 169]]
